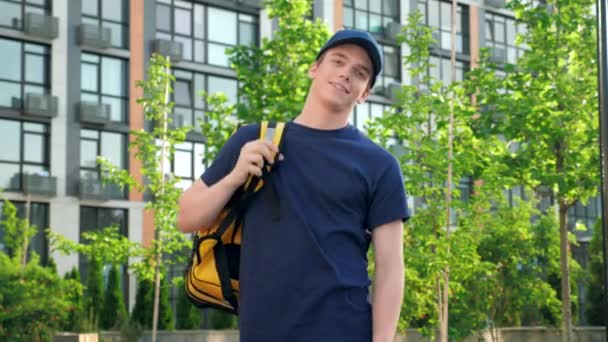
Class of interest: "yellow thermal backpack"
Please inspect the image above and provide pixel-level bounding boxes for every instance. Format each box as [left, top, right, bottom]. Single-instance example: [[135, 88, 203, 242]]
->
[[185, 121, 286, 314]]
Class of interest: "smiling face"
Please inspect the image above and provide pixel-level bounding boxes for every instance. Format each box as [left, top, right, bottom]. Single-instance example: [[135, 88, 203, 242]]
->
[[308, 44, 373, 114]]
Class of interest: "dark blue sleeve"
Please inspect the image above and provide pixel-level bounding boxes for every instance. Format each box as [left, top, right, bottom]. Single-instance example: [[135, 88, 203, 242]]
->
[[366, 156, 410, 230], [200, 124, 259, 187]]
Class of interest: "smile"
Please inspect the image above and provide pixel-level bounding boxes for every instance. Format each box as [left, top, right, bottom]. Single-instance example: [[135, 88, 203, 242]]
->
[[330, 82, 349, 94]]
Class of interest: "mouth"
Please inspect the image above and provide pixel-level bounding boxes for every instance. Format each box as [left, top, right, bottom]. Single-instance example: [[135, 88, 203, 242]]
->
[[329, 82, 349, 94]]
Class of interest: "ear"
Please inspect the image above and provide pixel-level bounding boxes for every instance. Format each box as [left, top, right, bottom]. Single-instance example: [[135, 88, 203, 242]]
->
[[356, 86, 371, 104], [308, 61, 320, 79]]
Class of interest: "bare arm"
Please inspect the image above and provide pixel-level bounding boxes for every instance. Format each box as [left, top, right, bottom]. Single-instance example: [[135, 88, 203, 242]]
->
[[177, 139, 279, 233], [371, 219, 404, 342]]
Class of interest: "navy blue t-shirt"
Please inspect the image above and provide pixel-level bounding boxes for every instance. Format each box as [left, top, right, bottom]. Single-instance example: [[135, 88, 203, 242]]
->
[[201, 121, 410, 342]]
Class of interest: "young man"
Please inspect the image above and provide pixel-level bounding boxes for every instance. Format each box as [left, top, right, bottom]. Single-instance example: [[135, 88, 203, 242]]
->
[[178, 29, 410, 342]]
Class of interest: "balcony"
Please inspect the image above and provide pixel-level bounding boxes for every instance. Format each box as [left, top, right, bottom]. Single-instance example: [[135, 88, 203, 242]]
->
[[238, 0, 263, 8], [485, 0, 506, 8], [79, 101, 111, 125], [152, 39, 184, 63], [24, 93, 58, 118], [10, 173, 57, 197], [78, 23, 112, 49], [24, 12, 58, 39], [489, 47, 507, 64], [79, 177, 124, 201]]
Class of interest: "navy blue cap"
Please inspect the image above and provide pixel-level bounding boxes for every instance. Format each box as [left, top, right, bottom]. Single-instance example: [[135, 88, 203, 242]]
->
[[316, 29, 383, 87]]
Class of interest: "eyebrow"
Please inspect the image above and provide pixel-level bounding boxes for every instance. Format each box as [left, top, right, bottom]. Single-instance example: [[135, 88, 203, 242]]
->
[[330, 51, 372, 77]]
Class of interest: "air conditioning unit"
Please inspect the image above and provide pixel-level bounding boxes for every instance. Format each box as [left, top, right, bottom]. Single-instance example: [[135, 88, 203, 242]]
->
[[22, 173, 57, 197], [384, 21, 403, 41], [24, 12, 58, 39], [24, 93, 58, 118], [79, 101, 111, 124], [78, 23, 112, 49], [385, 82, 402, 102], [489, 47, 507, 64], [485, 0, 506, 8], [152, 39, 184, 63]]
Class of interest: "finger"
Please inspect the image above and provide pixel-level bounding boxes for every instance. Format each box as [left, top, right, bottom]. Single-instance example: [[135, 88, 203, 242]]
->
[[248, 154, 264, 168], [253, 141, 276, 165], [247, 164, 262, 177]]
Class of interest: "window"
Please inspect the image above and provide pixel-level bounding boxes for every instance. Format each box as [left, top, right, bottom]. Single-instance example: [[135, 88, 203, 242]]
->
[[350, 101, 391, 133], [485, 12, 527, 64], [81, 53, 128, 122], [343, 0, 399, 35], [81, 0, 129, 48], [173, 69, 239, 131], [172, 141, 206, 190], [79, 206, 129, 302], [567, 196, 600, 233], [79, 129, 127, 193], [417, 0, 470, 55], [0, 200, 49, 264], [0, 38, 50, 110], [427, 56, 468, 84], [0, 119, 49, 191], [156, 0, 259, 66], [0, 0, 50, 30], [343, 0, 401, 96]]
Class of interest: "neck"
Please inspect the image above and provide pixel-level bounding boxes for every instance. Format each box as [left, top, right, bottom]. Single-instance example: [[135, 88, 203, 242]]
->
[[294, 95, 353, 130]]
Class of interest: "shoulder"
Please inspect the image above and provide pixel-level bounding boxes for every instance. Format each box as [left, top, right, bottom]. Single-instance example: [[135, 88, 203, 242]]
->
[[354, 134, 400, 172]]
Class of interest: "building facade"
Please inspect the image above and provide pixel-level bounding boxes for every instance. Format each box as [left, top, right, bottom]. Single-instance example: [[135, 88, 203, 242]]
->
[[0, 0, 599, 323]]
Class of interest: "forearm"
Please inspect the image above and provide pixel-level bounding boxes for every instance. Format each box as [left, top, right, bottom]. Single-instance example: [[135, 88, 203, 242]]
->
[[372, 261, 404, 342], [177, 175, 241, 233]]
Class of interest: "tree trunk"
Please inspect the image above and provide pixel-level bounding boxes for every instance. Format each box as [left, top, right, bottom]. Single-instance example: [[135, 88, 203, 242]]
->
[[21, 194, 31, 266], [151, 257, 161, 342], [558, 203, 573, 342]]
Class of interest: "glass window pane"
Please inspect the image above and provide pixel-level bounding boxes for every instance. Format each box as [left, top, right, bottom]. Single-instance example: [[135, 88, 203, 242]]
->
[[0, 119, 20, 161], [80, 139, 98, 168], [428, 1, 439, 27], [174, 80, 192, 106], [370, 0, 381, 13], [441, 3, 451, 30], [81, 129, 98, 139], [194, 143, 205, 176], [101, 96, 125, 122], [101, 58, 125, 96], [104, 22, 126, 48], [82, 53, 99, 64], [355, 10, 368, 30], [208, 8, 237, 45], [176, 178, 192, 191], [208, 43, 229, 67], [383, 0, 398, 15], [194, 5, 205, 38], [175, 8, 192, 36], [81, 63, 98, 92], [354, 0, 367, 10], [0, 2, 21, 28], [208, 76, 237, 105], [369, 14, 382, 35], [0, 163, 20, 189], [174, 36, 192, 60], [174, 150, 192, 178], [102, 0, 124, 22], [24, 133, 44, 163], [239, 22, 256, 46], [24, 122, 45, 133], [506, 20, 516, 44], [25, 54, 45, 84], [82, 0, 98, 16], [0, 39, 22, 81], [344, 7, 354, 28], [101, 132, 124, 169], [156, 4, 171, 31], [22, 164, 45, 176], [174, 107, 193, 127], [0, 81, 21, 107], [194, 40, 205, 63]]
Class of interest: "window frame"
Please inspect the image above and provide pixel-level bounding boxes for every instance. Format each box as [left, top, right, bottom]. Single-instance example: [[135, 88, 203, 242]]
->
[[81, 0, 130, 48], [0, 0, 52, 30]]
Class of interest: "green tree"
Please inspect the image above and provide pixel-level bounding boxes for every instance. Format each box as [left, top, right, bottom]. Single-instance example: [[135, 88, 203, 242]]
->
[[586, 220, 606, 325], [0, 198, 80, 341], [131, 277, 153, 329], [62, 267, 87, 333], [175, 278, 200, 329], [100, 264, 128, 330], [96, 54, 191, 342], [465, 0, 598, 339], [200, 0, 330, 156], [158, 272, 174, 330], [84, 256, 104, 329]]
